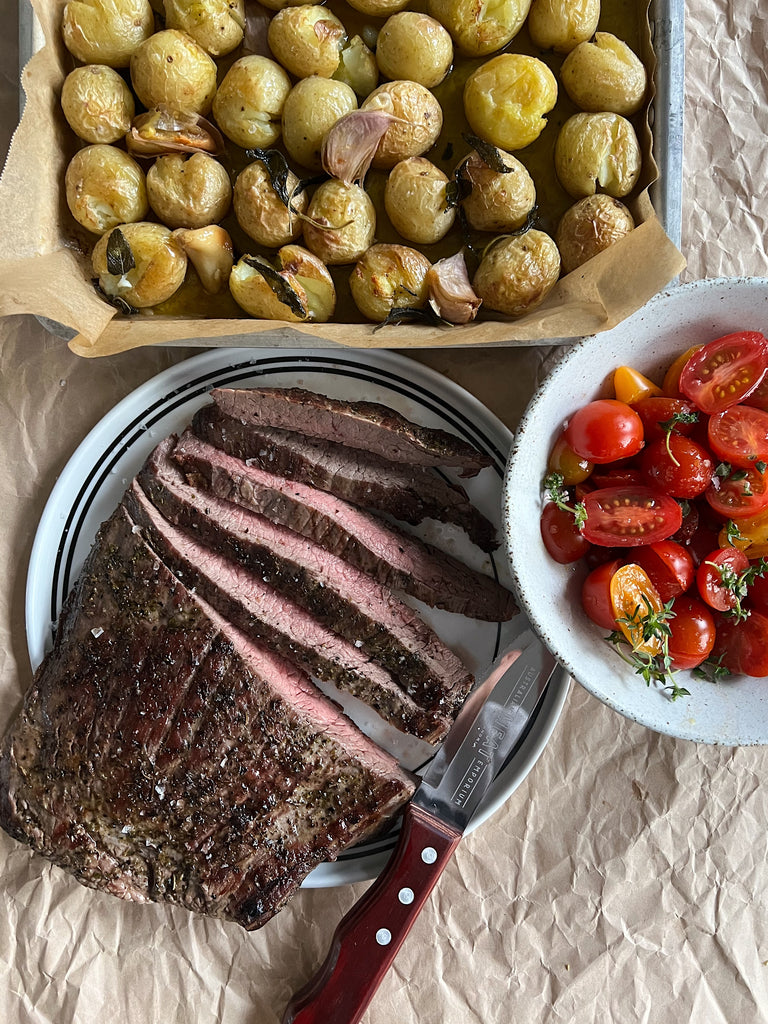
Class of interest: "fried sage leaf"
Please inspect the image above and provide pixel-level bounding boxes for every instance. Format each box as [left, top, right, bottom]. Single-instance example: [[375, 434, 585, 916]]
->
[[462, 132, 515, 173], [93, 279, 138, 315], [242, 255, 307, 319], [105, 228, 135, 276], [373, 304, 452, 331]]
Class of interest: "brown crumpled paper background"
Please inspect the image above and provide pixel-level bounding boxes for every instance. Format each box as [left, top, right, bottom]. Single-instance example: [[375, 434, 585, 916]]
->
[[2, 2, 768, 1023]]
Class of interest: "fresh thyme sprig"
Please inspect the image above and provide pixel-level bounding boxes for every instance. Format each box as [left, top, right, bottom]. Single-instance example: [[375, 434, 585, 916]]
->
[[658, 409, 699, 466], [543, 472, 588, 529], [706, 555, 768, 622], [606, 598, 690, 701]]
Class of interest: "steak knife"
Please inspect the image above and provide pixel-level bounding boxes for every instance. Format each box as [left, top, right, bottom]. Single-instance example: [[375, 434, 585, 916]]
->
[[282, 631, 558, 1024]]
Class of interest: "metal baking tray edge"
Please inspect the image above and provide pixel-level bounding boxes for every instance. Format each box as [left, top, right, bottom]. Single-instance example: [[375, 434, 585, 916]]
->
[[18, 0, 684, 342]]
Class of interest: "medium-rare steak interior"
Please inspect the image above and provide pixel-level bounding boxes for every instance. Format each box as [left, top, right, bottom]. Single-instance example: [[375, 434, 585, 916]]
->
[[2, 383, 515, 930], [0, 508, 415, 930]]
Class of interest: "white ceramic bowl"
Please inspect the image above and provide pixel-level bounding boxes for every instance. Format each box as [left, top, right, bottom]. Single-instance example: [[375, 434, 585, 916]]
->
[[503, 277, 768, 745]]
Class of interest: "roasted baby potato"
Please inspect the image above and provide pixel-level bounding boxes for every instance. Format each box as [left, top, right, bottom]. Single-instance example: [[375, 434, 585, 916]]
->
[[212, 55, 292, 150], [62, 0, 154, 67], [472, 230, 561, 316], [267, 5, 346, 79], [555, 194, 635, 272], [376, 12, 454, 88], [229, 245, 336, 322], [463, 54, 557, 150], [65, 144, 148, 234], [384, 157, 456, 244], [560, 33, 648, 115], [233, 159, 308, 248], [163, 0, 245, 57], [554, 112, 642, 197], [92, 221, 188, 307], [303, 180, 376, 265], [146, 153, 232, 229], [282, 78, 359, 170], [130, 29, 218, 115], [361, 80, 443, 169], [458, 146, 536, 233], [427, 0, 531, 57], [61, 64, 136, 144], [527, 0, 600, 53], [349, 242, 432, 321]]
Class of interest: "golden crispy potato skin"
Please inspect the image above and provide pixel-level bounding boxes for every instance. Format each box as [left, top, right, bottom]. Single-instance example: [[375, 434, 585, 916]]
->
[[459, 149, 536, 233], [560, 33, 648, 115], [65, 144, 148, 234], [230, 246, 336, 322], [303, 181, 376, 265], [384, 158, 456, 245], [146, 153, 232, 229], [62, 0, 154, 67], [472, 230, 561, 316], [212, 56, 292, 150], [361, 81, 443, 169], [376, 13, 453, 88], [92, 221, 187, 307], [130, 30, 218, 115], [554, 112, 642, 198], [527, 0, 600, 53], [61, 65, 136, 144], [463, 54, 558, 151], [350, 243, 432, 322], [556, 194, 635, 273]]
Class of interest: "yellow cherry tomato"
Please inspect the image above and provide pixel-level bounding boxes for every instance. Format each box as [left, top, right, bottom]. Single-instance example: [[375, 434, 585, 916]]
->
[[609, 563, 664, 655], [613, 365, 662, 405], [718, 510, 768, 557], [662, 345, 703, 397], [547, 430, 593, 485]]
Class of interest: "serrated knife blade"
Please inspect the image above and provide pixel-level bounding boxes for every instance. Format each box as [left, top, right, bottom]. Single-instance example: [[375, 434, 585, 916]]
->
[[282, 631, 558, 1024]]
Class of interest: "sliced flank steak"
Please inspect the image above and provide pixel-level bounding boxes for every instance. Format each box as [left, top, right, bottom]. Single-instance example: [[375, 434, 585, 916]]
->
[[123, 482, 452, 743], [138, 438, 474, 715], [172, 430, 517, 621], [209, 385, 493, 476], [192, 405, 499, 552], [0, 506, 415, 931]]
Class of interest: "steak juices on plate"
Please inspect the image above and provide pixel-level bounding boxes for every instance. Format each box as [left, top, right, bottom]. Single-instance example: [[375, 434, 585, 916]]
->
[[1, 386, 517, 929]]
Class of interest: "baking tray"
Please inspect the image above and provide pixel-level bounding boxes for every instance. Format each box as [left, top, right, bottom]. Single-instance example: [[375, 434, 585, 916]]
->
[[17, 0, 685, 344]]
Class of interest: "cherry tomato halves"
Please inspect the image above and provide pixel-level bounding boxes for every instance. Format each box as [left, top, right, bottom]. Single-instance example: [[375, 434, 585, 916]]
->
[[564, 400, 644, 464], [707, 405, 768, 469], [712, 610, 768, 677], [632, 540, 695, 602], [679, 331, 768, 414], [696, 546, 750, 612], [609, 563, 663, 655], [581, 486, 683, 547], [705, 466, 768, 519]]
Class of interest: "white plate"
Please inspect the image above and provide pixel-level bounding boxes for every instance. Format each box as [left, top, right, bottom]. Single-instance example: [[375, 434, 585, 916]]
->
[[26, 347, 570, 886], [504, 277, 768, 746]]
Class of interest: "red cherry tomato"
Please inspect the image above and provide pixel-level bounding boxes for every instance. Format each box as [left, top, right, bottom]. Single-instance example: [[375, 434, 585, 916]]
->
[[632, 540, 695, 602], [712, 610, 768, 677], [742, 373, 768, 413], [704, 466, 768, 519], [666, 595, 716, 670], [581, 485, 683, 547], [639, 435, 714, 498], [696, 546, 750, 611], [581, 559, 624, 629], [632, 396, 699, 442], [588, 467, 644, 489], [679, 331, 768, 414], [707, 405, 768, 469], [540, 502, 591, 564], [564, 400, 644, 464]]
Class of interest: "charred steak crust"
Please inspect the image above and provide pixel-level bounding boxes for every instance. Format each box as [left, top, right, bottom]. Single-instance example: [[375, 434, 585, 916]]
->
[[192, 405, 500, 552], [172, 430, 517, 622], [123, 483, 451, 743], [209, 386, 493, 477], [138, 440, 474, 714], [0, 508, 415, 930]]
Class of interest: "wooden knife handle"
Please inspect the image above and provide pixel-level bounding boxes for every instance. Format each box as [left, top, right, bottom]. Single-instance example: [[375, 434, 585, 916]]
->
[[282, 803, 462, 1024]]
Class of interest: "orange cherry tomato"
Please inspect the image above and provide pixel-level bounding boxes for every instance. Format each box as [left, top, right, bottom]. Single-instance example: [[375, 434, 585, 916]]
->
[[663, 345, 703, 397], [613, 366, 663, 405], [609, 563, 664, 655], [547, 430, 593, 485]]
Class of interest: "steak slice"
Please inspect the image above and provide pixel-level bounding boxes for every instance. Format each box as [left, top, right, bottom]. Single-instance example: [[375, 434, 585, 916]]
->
[[0, 507, 415, 931], [172, 430, 517, 621], [209, 385, 493, 476], [192, 405, 499, 552], [139, 438, 474, 715], [123, 482, 451, 743]]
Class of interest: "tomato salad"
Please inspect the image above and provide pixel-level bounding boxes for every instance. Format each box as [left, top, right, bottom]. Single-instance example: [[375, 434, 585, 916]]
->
[[541, 330, 768, 699]]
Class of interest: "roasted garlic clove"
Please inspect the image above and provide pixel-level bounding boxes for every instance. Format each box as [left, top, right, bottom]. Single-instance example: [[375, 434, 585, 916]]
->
[[125, 107, 226, 157], [426, 253, 482, 324], [321, 109, 398, 183], [172, 226, 234, 294]]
